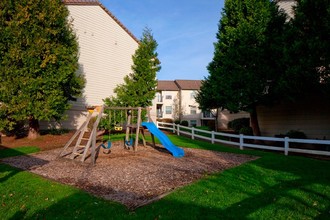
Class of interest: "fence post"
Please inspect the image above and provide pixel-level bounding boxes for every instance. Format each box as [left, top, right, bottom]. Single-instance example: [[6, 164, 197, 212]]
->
[[156, 121, 159, 128], [284, 137, 289, 156], [177, 125, 180, 136], [239, 134, 244, 150], [192, 127, 195, 140], [211, 131, 215, 144], [172, 123, 175, 133]]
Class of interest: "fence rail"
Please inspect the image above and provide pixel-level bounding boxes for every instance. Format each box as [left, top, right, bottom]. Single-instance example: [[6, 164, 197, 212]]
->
[[156, 121, 330, 157]]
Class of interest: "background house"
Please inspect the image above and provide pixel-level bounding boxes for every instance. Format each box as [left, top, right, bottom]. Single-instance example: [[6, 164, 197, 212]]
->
[[41, 0, 139, 129], [151, 80, 204, 126], [151, 80, 249, 129]]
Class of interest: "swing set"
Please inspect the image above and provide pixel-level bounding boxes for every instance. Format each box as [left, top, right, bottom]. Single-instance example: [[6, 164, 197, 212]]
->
[[59, 106, 152, 164], [106, 106, 147, 151]]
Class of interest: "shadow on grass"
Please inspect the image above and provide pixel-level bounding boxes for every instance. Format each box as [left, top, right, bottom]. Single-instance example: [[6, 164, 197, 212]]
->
[[0, 146, 40, 159], [0, 146, 43, 185], [1, 137, 330, 219]]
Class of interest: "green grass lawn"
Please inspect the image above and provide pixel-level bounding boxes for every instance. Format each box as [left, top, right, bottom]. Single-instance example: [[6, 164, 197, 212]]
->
[[0, 135, 329, 219]]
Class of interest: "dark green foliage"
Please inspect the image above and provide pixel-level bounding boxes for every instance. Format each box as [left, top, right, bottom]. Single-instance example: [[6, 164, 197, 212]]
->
[[180, 120, 189, 126], [239, 126, 253, 135], [228, 117, 250, 133], [0, 0, 85, 137], [199, 0, 287, 112], [282, 0, 330, 97], [286, 130, 307, 139], [196, 0, 287, 136], [174, 119, 180, 124]]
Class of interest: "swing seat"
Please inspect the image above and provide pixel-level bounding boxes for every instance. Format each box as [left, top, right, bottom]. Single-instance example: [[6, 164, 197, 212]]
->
[[124, 138, 134, 148], [101, 140, 112, 149]]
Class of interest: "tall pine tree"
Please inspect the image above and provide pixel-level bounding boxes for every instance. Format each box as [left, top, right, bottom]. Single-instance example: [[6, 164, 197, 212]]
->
[[196, 0, 286, 135], [105, 28, 161, 108], [0, 0, 84, 139]]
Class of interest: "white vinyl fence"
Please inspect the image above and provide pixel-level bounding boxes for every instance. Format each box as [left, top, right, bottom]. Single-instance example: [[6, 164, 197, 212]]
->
[[156, 121, 330, 157]]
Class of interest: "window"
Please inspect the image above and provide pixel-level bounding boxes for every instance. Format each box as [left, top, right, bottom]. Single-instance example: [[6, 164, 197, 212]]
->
[[165, 95, 172, 100], [190, 120, 197, 127], [190, 106, 197, 115], [165, 106, 172, 114]]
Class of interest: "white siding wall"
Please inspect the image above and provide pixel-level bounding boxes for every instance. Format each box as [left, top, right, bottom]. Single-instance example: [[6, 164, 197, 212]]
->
[[41, 5, 138, 129]]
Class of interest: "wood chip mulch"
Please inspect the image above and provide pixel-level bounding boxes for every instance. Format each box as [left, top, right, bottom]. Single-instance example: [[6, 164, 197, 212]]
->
[[1, 142, 257, 209]]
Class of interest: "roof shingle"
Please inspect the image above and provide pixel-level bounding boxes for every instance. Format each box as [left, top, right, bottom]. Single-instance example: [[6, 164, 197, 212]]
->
[[175, 80, 201, 90], [157, 80, 202, 91], [157, 81, 179, 91]]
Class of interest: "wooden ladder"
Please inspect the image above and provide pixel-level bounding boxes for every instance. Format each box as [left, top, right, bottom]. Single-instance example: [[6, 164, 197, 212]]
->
[[59, 106, 104, 162]]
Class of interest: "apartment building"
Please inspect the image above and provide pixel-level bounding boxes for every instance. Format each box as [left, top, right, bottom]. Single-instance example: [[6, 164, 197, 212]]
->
[[150, 80, 216, 127]]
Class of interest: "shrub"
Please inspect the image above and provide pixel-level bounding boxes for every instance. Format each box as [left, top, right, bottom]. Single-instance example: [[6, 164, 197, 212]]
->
[[3, 120, 28, 138], [174, 119, 180, 124], [228, 118, 250, 133], [239, 127, 253, 135], [180, 120, 189, 126], [286, 130, 307, 139]]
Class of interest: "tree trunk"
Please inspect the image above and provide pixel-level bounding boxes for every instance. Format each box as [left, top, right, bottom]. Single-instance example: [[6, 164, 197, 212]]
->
[[250, 104, 261, 136], [28, 117, 40, 139]]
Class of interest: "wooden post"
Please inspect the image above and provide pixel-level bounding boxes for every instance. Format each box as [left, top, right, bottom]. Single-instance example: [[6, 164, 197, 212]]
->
[[134, 107, 142, 151], [125, 110, 131, 148]]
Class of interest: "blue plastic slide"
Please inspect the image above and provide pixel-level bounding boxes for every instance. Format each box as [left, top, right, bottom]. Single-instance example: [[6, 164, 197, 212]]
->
[[141, 122, 184, 158]]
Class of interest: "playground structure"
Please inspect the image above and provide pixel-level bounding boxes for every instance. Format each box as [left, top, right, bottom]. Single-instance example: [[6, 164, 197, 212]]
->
[[59, 105, 184, 164]]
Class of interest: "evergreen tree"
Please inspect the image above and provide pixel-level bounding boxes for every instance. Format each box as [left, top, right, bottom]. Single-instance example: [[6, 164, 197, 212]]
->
[[105, 28, 161, 107], [283, 0, 330, 97], [0, 0, 84, 139], [196, 0, 286, 135]]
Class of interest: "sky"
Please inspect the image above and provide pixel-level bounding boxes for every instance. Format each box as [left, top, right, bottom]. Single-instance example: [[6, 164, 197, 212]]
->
[[100, 0, 224, 80]]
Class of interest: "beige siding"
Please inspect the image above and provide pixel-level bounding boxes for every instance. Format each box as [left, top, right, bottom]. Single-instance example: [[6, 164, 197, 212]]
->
[[257, 95, 330, 139], [68, 5, 138, 107], [41, 5, 138, 130]]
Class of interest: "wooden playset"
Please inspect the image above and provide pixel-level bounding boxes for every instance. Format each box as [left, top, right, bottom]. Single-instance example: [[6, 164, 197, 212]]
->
[[58, 106, 153, 164]]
